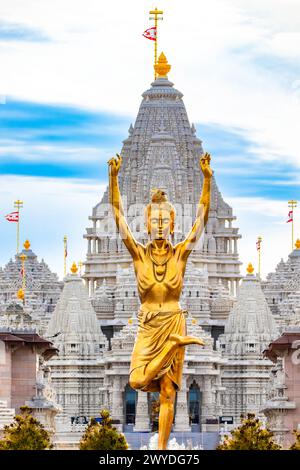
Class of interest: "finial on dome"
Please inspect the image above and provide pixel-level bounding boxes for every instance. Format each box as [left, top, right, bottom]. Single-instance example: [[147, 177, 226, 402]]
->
[[17, 288, 25, 300], [23, 240, 30, 250], [70, 262, 78, 274], [154, 52, 171, 78], [295, 239, 300, 250], [247, 263, 254, 274]]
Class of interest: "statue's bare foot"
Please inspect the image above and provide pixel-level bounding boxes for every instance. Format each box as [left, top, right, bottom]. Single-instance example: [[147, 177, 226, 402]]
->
[[169, 334, 205, 347]]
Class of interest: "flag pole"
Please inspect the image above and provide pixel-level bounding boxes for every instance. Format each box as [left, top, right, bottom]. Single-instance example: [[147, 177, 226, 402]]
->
[[19, 252, 27, 306], [63, 235, 67, 277], [288, 200, 297, 250], [20, 253, 27, 290], [78, 260, 83, 276], [14, 199, 23, 254], [257, 236, 262, 277], [149, 8, 163, 79]]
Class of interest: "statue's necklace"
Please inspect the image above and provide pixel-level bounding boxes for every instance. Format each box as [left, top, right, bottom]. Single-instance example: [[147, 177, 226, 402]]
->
[[147, 242, 172, 283]]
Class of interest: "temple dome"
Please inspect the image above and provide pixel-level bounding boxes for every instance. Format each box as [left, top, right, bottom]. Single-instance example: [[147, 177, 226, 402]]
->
[[220, 271, 278, 358]]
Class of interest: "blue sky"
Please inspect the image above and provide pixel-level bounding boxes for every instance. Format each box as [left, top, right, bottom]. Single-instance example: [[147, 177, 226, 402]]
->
[[0, 97, 299, 199], [1, 0, 300, 279], [0, 98, 128, 179], [0, 20, 50, 42]]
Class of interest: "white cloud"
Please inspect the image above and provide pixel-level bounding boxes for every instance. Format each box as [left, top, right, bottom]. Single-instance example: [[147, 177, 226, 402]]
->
[[0, 141, 110, 162], [0, 0, 300, 170], [0, 1, 300, 282], [0, 175, 105, 279], [267, 32, 300, 59], [227, 195, 298, 278], [0, 175, 296, 283]]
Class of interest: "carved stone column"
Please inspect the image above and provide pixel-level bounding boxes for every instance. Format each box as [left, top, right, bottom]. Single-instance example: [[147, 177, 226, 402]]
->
[[230, 279, 235, 296], [201, 376, 215, 430], [111, 376, 123, 431], [173, 376, 191, 432], [133, 391, 150, 432], [90, 278, 95, 296]]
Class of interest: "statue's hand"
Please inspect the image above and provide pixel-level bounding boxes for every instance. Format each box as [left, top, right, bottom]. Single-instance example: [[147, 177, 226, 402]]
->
[[200, 152, 213, 179], [108, 153, 122, 177]]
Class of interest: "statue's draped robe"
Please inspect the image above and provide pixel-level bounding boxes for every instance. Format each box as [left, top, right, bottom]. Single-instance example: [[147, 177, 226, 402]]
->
[[129, 241, 187, 392]]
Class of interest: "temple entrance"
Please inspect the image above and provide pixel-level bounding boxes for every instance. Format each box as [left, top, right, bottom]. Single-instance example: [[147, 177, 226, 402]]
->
[[124, 384, 137, 431], [188, 381, 202, 431]]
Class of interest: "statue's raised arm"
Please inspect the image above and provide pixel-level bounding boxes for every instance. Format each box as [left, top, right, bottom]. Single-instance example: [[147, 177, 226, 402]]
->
[[108, 154, 140, 260], [177, 152, 213, 259]]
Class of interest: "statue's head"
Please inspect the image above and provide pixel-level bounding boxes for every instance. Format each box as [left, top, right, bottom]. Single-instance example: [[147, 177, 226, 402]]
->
[[145, 189, 175, 240]]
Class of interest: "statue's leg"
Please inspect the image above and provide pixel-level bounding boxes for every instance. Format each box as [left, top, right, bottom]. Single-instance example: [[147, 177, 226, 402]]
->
[[129, 336, 179, 390], [169, 333, 205, 347], [158, 375, 176, 450], [130, 334, 204, 390]]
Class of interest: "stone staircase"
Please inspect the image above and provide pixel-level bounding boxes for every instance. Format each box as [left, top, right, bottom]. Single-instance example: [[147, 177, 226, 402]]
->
[[0, 400, 15, 431]]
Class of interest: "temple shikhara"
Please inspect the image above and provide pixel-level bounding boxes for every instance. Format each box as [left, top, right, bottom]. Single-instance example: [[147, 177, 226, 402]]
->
[[84, 54, 241, 332], [0, 241, 62, 335], [0, 27, 300, 450]]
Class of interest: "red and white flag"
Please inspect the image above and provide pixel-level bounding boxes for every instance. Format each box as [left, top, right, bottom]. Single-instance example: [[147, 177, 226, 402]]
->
[[287, 210, 293, 223], [143, 26, 157, 41], [5, 211, 19, 222], [256, 240, 261, 251]]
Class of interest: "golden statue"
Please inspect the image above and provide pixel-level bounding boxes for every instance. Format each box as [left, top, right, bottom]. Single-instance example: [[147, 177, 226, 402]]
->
[[108, 152, 212, 449]]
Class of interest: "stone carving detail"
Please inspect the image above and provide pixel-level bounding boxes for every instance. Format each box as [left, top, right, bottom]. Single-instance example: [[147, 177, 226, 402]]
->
[[262, 246, 300, 327], [219, 271, 278, 425], [47, 271, 107, 429], [0, 246, 62, 335]]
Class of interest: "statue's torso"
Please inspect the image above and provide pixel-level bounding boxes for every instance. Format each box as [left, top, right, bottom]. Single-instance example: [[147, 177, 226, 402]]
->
[[133, 242, 187, 312]]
